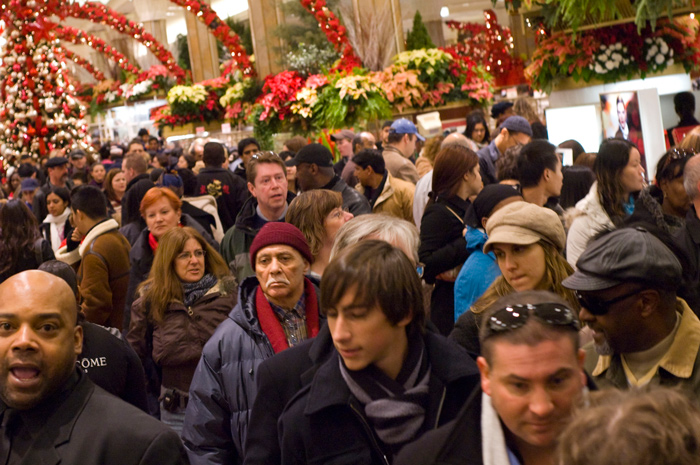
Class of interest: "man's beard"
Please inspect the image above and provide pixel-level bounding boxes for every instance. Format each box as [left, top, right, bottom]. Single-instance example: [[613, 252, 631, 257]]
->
[[594, 337, 615, 356]]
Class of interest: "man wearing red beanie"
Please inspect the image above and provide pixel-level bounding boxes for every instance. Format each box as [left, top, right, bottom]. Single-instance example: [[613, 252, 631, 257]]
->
[[182, 222, 324, 465]]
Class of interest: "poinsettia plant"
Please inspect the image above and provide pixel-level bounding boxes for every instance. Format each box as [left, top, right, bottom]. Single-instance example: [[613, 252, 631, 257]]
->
[[526, 18, 700, 92]]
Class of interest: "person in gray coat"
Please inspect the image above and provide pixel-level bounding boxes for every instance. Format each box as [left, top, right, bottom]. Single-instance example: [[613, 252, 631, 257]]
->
[[182, 222, 324, 464]]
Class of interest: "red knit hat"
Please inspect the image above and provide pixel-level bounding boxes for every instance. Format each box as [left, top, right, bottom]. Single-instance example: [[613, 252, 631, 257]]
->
[[250, 222, 314, 267]]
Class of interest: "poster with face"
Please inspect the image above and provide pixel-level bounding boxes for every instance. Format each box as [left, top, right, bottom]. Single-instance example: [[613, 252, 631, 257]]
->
[[600, 91, 647, 172]]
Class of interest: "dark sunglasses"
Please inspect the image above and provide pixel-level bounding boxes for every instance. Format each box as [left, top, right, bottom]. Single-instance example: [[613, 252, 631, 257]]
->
[[487, 302, 580, 334], [574, 288, 642, 316]]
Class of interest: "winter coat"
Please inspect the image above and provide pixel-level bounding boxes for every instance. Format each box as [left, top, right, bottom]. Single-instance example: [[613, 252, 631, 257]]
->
[[356, 173, 415, 222], [196, 166, 249, 231], [185, 194, 225, 242], [419, 195, 471, 336], [625, 185, 685, 235], [121, 174, 154, 227], [127, 277, 237, 393], [675, 206, 700, 314], [566, 182, 615, 268], [123, 213, 218, 331], [278, 331, 481, 465], [57, 219, 131, 330], [219, 191, 296, 283], [323, 175, 372, 217], [382, 146, 419, 184], [181, 275, 323, 465], [40, 209, 72, 252], [78, 320, 149, 412], [244, 325, 334, 465], [454, 227, 501, 321]]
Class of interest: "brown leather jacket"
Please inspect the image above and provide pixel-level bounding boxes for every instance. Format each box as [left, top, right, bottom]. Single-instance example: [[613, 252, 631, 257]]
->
[[127, 277, 237, 392]]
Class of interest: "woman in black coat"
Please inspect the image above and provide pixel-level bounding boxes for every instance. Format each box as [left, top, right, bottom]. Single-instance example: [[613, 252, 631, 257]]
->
[[419, 145, 483, 335]]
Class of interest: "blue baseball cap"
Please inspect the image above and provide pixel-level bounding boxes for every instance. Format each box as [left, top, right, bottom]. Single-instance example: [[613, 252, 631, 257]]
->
[[390, 118, 425, 141]]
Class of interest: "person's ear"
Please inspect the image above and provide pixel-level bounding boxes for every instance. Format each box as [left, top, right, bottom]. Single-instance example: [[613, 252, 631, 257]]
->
[[638, 289, 661, 318], [247, 181, 256, 198], [477, 356, 492, 395], [481, 216, 489, 229], [303, 259, 310, 274], [577, 348, 587, 386], [74, 323, 83, 356]]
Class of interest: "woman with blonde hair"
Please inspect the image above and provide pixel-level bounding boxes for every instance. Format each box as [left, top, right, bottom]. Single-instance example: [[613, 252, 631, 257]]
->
[[451, 201, 578, 355], [286, 189, 353, 278], [128, 226, 235, 432]]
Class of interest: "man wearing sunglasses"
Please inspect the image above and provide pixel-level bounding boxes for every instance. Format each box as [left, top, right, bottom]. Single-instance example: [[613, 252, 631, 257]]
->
[[395, 290, 587, 465], [562, 226, 700, 396]]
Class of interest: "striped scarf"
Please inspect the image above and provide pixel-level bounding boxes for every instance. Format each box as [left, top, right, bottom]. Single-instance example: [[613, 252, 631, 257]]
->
[[339, 332, 431, 449]]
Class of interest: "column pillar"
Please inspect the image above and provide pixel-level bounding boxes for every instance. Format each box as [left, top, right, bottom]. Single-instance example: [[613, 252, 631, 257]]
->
[[184, 9, 221, 82], [352, 0, 404, 55], [247, 0, 283, 77]]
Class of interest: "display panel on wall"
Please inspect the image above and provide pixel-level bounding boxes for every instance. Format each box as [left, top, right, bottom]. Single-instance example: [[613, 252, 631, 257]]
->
[[600, 91, 647, 172]]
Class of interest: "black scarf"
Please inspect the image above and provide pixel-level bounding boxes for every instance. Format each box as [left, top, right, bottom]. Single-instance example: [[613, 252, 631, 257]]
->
[[339, 331, 431, 448], [182, 273, 217, 307]]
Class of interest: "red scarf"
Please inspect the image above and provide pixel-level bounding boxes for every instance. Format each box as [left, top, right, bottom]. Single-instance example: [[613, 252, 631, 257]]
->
[[256, 278, 320, 354], [148, 232, 159, 252]]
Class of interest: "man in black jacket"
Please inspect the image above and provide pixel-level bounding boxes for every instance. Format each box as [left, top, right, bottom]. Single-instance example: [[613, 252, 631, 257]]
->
[[290, 143, 371, 216], [676, 154, 700, 313], [394, 290, 587, 465], [120, 146, 154, 242], [278, 241, 480, 465], [196, 141, 248, 231], [0, 271, 186, 465]]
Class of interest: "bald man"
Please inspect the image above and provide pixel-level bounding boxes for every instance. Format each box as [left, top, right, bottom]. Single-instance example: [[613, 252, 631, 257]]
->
[[0, 271, 187, 465]]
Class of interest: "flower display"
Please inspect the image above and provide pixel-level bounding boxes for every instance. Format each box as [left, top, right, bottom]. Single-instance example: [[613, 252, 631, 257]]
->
[[590, 43, 632, 75], [526, 19, 700, 91], [257, 71, 305, 122]]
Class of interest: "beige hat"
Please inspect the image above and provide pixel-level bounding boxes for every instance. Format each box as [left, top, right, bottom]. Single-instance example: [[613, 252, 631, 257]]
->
[[483, 201, 566, 254]]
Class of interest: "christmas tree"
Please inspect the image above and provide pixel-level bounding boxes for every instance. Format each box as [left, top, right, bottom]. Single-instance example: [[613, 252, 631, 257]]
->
[[0, 0, 87, 160], [406, 11, 435, 50]]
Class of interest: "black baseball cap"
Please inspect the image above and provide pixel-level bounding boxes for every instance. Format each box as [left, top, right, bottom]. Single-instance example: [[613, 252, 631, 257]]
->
[[287, 143, 333, 168]]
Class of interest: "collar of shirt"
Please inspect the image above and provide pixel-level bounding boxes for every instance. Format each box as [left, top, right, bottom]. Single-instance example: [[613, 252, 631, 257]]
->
[[269, 292, 306, 321]]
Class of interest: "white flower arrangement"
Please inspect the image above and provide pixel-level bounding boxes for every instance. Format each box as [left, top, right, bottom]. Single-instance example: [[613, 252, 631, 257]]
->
[[589, 42, 631, 75], [644, 37, 674, 72]]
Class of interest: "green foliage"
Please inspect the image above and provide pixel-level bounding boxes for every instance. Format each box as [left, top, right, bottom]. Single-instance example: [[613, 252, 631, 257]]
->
[[284, 43, 338, 77], [274, 0, 340, 70], [406, 11, 435, 50], [176, 34, 192, 71], [249, 105, 275, 150]]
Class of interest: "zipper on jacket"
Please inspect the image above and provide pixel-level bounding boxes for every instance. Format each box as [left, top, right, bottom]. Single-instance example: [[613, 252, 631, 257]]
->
[[434, 387, 447, 428], [349, 403, 390, 465]]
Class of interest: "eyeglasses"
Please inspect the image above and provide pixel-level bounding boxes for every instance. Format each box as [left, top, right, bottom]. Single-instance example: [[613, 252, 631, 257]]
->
[[574, 288, 642, 316], [176, 249, 206, 261], [487, 303, 580, 334]]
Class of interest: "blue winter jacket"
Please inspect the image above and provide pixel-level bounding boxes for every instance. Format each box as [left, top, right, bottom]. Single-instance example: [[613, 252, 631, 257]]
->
[[454, 227, 501, 321], [181, 275, 322, 465]]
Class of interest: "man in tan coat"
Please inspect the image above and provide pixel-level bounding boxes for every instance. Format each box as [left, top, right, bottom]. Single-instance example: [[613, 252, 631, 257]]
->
[[57, 185, 131, 330], [353, 149, 415, 223], [382, 118, 422, 184]]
